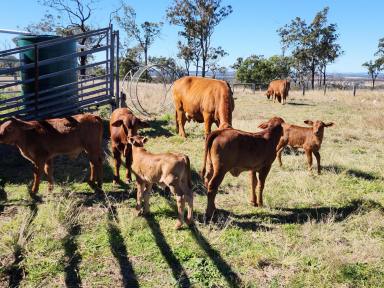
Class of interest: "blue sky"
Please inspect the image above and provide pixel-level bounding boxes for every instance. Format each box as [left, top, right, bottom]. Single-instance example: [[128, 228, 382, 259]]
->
[[1, 0, 383, 73]]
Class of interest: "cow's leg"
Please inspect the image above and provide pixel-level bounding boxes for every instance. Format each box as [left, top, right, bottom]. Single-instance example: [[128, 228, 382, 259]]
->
[[206, 169, 225, 220], [256, 165, 271, 207], [170, 184, 185, 229], [305, 149, 313, 172], [249, 170, 257, 206], [112, 146, 121, 185], [203, 112, 213, 138], [86, 148, 103, 189], [136, 179, 145, 216], [125, 145, 133, 182], [276, 140, 287, 167], [31, 161, 44, 195], [184, 188, 194, 226], [277, 147, 284, 167], [44, 159, 54, 192], [176, 108, 187, 138], [313, 151, 321, 175], [143, 183, 152, 215]]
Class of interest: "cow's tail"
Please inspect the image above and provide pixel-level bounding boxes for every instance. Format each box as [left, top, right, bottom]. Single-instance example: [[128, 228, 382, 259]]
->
[[175, 109, 179, 134], [220, 81, 234, 128], [201, 130, 220, 178], [184, 155, 192, 189]]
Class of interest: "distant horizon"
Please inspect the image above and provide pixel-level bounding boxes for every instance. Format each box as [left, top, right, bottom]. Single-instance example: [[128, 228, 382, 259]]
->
[[1, 0, 384, 74]]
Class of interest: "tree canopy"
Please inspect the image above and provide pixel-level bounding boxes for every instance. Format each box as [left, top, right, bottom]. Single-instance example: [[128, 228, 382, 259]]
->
[[277, 7, 342, 88]]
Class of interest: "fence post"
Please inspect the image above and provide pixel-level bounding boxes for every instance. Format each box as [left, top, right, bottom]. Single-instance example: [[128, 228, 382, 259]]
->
[[302, 84, 305, 96], [353, 84, 356, 96], [33, 44, 39, 119], [115, 29, 120, 108], [323, 84, 327, 95]]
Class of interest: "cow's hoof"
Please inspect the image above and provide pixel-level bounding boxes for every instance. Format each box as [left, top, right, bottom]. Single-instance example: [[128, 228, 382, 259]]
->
[[175, 220, 183, 230], [249, 201, 257, 207], [136, 210, 143, 217], [185, 218, 194, 227]]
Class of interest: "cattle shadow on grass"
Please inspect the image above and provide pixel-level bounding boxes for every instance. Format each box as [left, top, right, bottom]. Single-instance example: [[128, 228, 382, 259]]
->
[[145, 214, 191, 287], [189, 226, 243, 288], [229, 199, 384, 225], [141, 119, 174, 138], [286, 102, 315, 106], [107, 205, 140, 288], [322, 165, 382, 181]]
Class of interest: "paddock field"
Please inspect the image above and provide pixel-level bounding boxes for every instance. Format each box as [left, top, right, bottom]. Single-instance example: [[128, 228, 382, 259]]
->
[[0, 88, 383, 287]]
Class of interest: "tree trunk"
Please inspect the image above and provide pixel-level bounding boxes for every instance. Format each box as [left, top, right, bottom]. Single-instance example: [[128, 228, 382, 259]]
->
[[80, 55, 87, 77], [372, 77, 375, 89], [323, 66, 326, 86], [144, 47, 148, 66], [311, 61, 315, 90], [201, 56, 206, 77]]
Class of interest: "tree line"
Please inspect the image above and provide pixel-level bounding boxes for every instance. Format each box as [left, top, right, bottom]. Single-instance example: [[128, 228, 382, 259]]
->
[[20, 1, 382, 88]]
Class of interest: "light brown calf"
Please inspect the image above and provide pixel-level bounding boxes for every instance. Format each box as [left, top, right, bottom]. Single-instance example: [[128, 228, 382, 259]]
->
[[276, 120, 335, 174], [109, 108, 149, 184], [202, 117, 285, 219], [0, 114, 103, 194], [128, 135, 193, 229]]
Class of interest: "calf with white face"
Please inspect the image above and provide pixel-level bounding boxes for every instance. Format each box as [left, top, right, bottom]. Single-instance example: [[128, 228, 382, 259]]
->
[[128, 135, 193, 229]]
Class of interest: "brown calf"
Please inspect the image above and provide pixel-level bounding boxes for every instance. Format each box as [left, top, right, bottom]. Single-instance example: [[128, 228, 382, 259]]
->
[[109, 108, 149, 184], [0, 114, 103, 194], [202, 117, 285, 219], [128, 135, 193, 229], [276, 120, 335, 174]]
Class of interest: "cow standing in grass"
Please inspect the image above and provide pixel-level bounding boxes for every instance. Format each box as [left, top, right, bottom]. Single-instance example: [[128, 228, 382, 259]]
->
[[0, 115, 103, 194], [266, 79, 290, 104], [173, 76, 235, 138], [128, 135, 193, 229], [276, 120, 335, 174], [202, 117, 285, 219]]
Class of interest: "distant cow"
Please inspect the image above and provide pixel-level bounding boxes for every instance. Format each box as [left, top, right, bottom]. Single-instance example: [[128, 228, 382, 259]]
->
[[128, 135, 193, 229], [266, 80, 290, 104], [109, 108, 149, 184], [276, 120, 334, 174], [0, 115, 103, 194], [202, 117, 285, 219], [173, 76, 235, 138]]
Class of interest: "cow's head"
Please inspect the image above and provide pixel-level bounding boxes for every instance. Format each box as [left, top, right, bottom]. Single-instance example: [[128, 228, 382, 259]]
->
[[258, 117, 285, 130], [0, 117, 35, 145], [111, 115, 149, 138], [304, 120, 334, 137], [127, 135, 148, 147], [265, 90, 272, 99]]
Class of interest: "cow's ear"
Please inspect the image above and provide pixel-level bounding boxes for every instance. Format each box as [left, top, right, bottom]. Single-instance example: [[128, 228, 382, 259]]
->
[[304, 120, 314, 126], [127, 137, 134, 144], [324, 122, 335, 127], [142, 137, 148, 144], [258, 122, 268, 129], [111, 119, 124, 127]]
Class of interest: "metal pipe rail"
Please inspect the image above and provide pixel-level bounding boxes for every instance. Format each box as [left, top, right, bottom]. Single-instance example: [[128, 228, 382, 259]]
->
[[0, 25, 119, 120]]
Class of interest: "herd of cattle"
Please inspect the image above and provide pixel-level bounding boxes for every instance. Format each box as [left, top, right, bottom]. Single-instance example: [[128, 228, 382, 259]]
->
[[0, 76, 334, 228]]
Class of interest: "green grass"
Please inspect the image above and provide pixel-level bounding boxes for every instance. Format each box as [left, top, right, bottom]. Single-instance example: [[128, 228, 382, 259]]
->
[[0, 89, 384, 287]]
